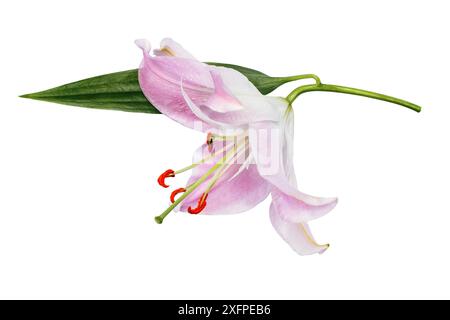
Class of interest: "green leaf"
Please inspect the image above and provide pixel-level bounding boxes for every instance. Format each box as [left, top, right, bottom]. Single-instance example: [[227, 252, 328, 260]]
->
[[20, 69, 156, 113], [20, 63, 305, 114]]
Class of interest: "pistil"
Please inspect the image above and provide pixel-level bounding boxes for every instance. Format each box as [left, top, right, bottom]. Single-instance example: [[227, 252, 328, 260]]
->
[[154, 158, 225, 224], [154, 139, 246, 223], [186, 142, 247, 214]]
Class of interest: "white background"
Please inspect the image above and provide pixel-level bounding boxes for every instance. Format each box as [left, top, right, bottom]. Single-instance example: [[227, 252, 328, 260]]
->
[[0, 0, 449, 299]]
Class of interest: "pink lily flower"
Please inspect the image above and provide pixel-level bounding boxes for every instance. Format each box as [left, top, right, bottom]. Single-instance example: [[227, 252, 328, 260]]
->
[[136, 38, 337, 255]]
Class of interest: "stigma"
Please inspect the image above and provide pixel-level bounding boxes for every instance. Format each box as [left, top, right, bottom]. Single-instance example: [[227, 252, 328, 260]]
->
[[154, 132, 248, 223]]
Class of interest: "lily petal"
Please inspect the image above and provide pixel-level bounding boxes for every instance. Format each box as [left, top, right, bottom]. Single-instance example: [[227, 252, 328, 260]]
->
[[136, 39, 214, 131], [181, 164, 270, 215], [180, 142, 270, 215], [154, 38, 197, 60], [270, 202, 329, 255], [181, 81, 248, 129], [271, 189, 337, 223], [249, 102, 337, 219], [181, 73, 286, 130], [205, 70, 245, 113], [210, 66, 284, 123], [137, 38, 284, 132]]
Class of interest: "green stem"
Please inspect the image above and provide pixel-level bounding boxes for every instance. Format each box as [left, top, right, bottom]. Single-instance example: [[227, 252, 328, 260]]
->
[[281, 74, 321, 85], [286, 83, 421, 113]]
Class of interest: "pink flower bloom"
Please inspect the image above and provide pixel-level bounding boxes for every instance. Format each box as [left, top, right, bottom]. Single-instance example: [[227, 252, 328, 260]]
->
[[137, 38, 337, 255]]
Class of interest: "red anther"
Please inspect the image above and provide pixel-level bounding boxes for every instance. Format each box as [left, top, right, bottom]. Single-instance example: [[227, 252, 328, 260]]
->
[[157, 169, 175, 188], [188, 193, 208, 214], [206, 132, 214, 152], [170, 188, 186, 203]]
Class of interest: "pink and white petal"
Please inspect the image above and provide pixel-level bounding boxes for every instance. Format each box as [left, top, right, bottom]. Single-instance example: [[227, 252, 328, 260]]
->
[[154, 38, 197, 60], [262, 168, 337, 208], [135, 39, 152, 56], [136, 39, 214, 131], [249, 120, 337, 213], [270, 202, 329, 255], [271, 189, 337, 223], [181, 81, 250, 129], [180, 164, 270, 215], [177, 140, 235, 203], [205, 70, 244, 113], [210, 65, 262, 96], [280, 106, 297, 186], [189, 140, 232, 183], [137, 40, 284, 129], [210, 66, 285, 122], [186, 65, 285, 126]]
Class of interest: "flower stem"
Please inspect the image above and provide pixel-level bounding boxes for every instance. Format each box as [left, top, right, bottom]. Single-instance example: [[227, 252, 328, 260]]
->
[[286, 83, 421, 113], [281, 74, 322, 85]]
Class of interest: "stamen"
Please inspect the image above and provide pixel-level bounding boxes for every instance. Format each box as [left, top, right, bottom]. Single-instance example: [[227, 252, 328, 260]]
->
[[157, 169, 175, 188], [170, 188, 186, 203], [203, 141, 248, 195], [174, 164, 197, 175], [210, 133, 239, 141], [174, 142, 235, 175], [188, 140, 248, 215], [205, 132, 245, 153], [154, 140, 246, 224], [188, 193, 208, 214]]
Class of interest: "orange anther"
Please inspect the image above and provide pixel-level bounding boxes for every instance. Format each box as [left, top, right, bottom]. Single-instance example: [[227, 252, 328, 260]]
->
[[188, 193, 208, 214], [157, 169, 175, 188], [170, 188, 186, 203]]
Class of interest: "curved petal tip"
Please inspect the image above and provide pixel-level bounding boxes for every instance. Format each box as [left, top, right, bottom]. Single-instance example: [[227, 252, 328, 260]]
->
[[135, 39, 151, 54], [319, 244, 330, 255], [270, 202, 330, 255]]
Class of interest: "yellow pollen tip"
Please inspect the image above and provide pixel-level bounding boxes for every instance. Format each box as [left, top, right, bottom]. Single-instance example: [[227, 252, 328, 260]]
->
[[160, 47, 175, 56]]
